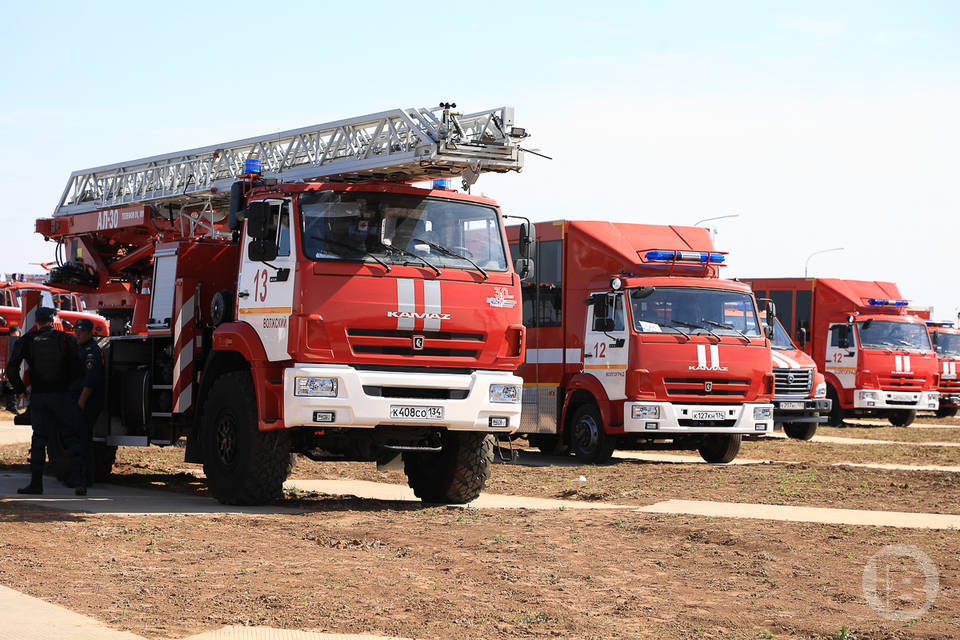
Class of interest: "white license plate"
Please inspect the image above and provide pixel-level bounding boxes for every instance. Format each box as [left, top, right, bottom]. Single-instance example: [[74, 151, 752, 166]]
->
[[890, 394, 915, 402], [692, 411, 726, 420], [779, 401, 805, 410], [390, 405, 444, 420]]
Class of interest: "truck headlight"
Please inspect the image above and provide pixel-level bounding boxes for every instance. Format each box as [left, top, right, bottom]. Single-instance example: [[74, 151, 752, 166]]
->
[[489, 384, 520, 404], [860, 391, 877, 402], [814, 382, 827, 398], [295, 377, 338, 397], [753, 406, 773, 420], [631, 405, 660, 419]]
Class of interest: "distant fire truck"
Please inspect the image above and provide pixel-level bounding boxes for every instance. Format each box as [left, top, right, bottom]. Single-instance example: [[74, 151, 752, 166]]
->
[[764, 314, 830, 439], [34, 103, 534, 504], [507, 220, 774, 464], [745, 278, 939, 426], [925, 321, 960, 418]]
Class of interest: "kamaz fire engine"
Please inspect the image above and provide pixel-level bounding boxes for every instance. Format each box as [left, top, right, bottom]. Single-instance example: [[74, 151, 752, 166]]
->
[[33, 104, 534, 505], [745, 278, 939, 427], [764, 313, 830, 440], [925, 321, 960, 418], [507, 220, 774, 464]]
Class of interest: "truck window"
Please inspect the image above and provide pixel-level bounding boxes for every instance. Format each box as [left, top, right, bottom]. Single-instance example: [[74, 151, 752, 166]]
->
[[536, 240, 562, 328], [277, 203, 291, 257], [830, 325, 853, 348], [857, 320, 930, 351], [630, 287, 761, 337], [509, 243, 537, 328], [770, 290, 794, 338], [592, 293, 624, 332], [796, 290, 812, 338]]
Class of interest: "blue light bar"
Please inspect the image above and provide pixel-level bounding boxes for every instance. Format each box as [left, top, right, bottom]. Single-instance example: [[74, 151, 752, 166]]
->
[[432, 179, 451, 190], [244, 157, 262, 174], [644, 250, 725, 264], [926, 320, 955, 327], [867, 298, 908, 306]]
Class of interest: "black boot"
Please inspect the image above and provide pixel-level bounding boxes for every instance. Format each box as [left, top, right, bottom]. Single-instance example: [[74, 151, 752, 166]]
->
[[17, 465, 43, 495]]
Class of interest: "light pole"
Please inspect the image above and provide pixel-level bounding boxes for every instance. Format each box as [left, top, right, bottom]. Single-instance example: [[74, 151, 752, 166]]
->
[[694, 214, 739, 243], [804, 247, 844, 278]]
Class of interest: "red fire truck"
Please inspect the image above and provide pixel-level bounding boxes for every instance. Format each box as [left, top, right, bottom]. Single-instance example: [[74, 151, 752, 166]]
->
[[0, 280, 109, 335], [925, 321, 960, 418], [507, 220, 774, 464], [765, 314, 830, 439], [34, 104, 533, 505], [745, 278, 939, 427]]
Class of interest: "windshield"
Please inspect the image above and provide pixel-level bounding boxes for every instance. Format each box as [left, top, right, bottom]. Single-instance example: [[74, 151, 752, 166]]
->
[[300, 191, 508, 272], [933, 331, 960, 358], [857, 320, 931, 351], [629, 286, 761, 337], [770, 317, 795, 350]]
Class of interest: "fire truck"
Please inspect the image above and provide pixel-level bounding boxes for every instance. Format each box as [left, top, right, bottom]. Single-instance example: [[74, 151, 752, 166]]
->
[[0, 280, 109, 335], [925, 321, 960, 418], [33, 104, 533, 505], [506, 220, 774, 464], [764, 313, 830, 439], [745, 278, 939, 427]]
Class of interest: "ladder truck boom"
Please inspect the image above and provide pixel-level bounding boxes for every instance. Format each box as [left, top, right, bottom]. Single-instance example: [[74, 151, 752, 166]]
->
[[54, 105, 525, 217], [34, 103, 534, 506]]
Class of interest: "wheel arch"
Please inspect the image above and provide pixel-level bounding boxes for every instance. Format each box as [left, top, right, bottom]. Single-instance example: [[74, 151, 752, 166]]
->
[[560, 373, 613, 437]]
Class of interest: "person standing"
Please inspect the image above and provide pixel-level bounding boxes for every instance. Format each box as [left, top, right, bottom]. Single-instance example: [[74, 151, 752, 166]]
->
[[71, 318, 104, 486], [5, 307, 86, 495]]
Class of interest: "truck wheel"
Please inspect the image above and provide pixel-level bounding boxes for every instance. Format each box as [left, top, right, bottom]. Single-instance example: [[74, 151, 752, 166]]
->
[[570, 404, 615, 463], [402, 431, 493, 504], [935, 406, 958, 419], [93, 443, 118, 482], [824, 385, 844, 427], [888, 410, 916, 427], [698, 434, 741, 463], [783, 423, 817, 441], [201, 371, 293, 505], [528, 433, 570, 456]]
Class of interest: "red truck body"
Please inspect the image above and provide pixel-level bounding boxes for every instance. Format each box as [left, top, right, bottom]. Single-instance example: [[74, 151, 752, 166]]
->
[[765, 314, 830, 439], [925, 322, 960, 417], [745, 278, 939, 426], [507, 220, 774, 463]]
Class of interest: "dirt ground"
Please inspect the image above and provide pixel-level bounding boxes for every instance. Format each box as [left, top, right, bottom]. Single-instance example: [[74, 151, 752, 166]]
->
[[0, 501, 958, 640]]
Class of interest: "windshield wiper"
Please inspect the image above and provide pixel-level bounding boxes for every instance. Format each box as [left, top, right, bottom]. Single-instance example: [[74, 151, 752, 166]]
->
[[379, 242, 442, 277], [661, 321, 691, 341], [702, 319, 750, 343], [309, 236, 391, 272], [671, 319, 721, 342], [413, 237, 488, 280]]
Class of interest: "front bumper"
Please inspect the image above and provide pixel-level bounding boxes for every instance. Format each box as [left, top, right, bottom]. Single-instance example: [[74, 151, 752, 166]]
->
[[623, 402, 775, 435], [852, 388, 939, 411], [283, 365, 521, 432], [773, 398, 832, 425]]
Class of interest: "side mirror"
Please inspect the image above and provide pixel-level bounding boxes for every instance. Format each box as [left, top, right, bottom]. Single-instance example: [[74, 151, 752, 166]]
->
[[838, 325, 850, 349], [514, 258, 534, 281], [246, 202, 278, 262], [798, 326, 808, 348], [763, 299, 777, 321], [764, 323, 775, 340], [518, 222, 536, 259]]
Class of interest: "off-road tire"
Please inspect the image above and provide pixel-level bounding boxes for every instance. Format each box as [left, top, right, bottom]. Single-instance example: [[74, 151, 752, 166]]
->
[[402, 431, 493, 504], [201, 371, 293, 505], [783, 422, 817, 441], [888, 409, 916, 427], [824, 385, 844, 427], [529, 433, 570, 456], [698, 434, 741, 463], [935, 406, 958, 419], [93, 443, 118, 482], [570, 404, 615, 463]]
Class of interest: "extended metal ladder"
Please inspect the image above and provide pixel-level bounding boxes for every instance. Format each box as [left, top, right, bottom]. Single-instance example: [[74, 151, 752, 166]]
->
[[54, 104, 527, 216]]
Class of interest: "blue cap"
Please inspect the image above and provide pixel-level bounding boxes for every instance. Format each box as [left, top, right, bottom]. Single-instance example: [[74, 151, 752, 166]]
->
[[35, 307, 56, 323], [74, 318, 94, 331]]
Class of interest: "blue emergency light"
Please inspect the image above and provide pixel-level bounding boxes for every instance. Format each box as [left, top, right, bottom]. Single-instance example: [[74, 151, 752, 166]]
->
[[244, 157, 262, 174], [644, 250, 725, 264], [926, 320, 955, 327], [432, 179, 451, 190], [867, 299, 908, 307]]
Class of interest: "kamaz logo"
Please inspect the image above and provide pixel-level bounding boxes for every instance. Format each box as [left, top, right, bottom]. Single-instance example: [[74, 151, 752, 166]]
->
[[387, 311, 451, 321]]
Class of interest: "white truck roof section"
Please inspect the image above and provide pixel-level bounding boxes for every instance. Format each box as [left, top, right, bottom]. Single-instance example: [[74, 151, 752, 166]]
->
[[54, 105, 525, 216]]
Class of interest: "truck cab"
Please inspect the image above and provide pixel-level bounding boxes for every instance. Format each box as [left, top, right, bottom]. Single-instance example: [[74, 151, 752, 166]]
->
[[765, 313, 830, 439], [509, 220, 773, 464], [747, 278, 939, 427], [926, 321, 960, 418]]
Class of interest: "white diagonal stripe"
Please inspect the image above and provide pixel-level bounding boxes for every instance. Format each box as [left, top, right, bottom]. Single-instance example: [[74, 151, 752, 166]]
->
[[696, 344, 706, 368], [709, 344, 720, 369], [396, 279, 415, 330], [423, 280, 442, 331], [895, 355, 903, 372], [904, 355, 911, 372]]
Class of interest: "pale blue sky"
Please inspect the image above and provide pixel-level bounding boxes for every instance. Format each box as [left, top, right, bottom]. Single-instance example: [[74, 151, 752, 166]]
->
[[2, 1, 958, 316]]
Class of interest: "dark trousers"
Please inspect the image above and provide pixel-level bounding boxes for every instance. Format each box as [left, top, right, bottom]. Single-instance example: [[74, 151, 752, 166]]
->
[[79, 399, 102, 484], [30, 392, 85, 483]]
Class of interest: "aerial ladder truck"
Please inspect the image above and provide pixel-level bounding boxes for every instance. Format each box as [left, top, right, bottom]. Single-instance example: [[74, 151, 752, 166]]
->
[[34, 103, 535, 505]]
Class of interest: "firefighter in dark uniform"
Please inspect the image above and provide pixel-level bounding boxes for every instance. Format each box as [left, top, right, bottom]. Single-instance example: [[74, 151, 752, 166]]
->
[[5, 307, 86, 495], [71, 318, 104, 486]]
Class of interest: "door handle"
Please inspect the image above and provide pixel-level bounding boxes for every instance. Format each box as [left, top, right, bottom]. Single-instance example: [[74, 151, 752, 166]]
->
[[238, 291, 250, 298]]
